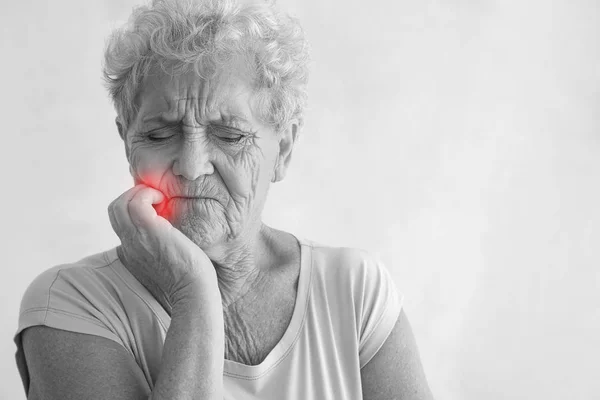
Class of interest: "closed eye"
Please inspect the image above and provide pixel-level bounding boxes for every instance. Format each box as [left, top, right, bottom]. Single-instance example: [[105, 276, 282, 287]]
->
[[218, 135, 244, 143], [210, 125, 247, 144], [145, 126, 178, 142], [147, 135, 174, 142]]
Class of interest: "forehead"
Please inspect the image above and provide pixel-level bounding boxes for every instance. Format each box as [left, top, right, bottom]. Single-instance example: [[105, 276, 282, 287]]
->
[[135, 61, 259, 123]]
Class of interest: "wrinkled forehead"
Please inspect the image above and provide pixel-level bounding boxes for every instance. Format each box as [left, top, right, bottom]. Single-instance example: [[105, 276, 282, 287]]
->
[[134, 58, 260, 124]]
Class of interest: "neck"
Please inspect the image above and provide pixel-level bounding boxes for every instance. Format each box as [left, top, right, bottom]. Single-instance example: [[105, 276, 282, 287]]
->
[[204, 223, 274, 309]]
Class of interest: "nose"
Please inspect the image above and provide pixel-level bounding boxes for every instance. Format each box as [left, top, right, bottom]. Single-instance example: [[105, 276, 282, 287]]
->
[[172, 136, 214, 181]]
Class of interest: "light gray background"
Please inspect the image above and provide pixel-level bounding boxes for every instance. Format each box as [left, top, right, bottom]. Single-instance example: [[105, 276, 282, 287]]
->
[[1, 0, 598, 399]]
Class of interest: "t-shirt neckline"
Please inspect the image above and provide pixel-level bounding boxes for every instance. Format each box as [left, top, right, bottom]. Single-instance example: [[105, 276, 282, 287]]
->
[[224, 235, 312, 379], [106, 235, 313, 380]]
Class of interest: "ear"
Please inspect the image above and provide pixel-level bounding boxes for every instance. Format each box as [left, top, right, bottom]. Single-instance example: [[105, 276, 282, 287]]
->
[[115, 117, 126, 140], [272, 120, 299, 183]]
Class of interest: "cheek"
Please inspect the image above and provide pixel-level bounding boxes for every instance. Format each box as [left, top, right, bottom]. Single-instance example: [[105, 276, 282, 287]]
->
[[129, 144, 175, 187], [221, 148, 271, 197]]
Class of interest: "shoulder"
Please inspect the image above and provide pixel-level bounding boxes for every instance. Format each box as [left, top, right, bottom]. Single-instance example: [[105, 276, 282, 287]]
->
[[302, 238, 390, 286], [300, 239, 401, 317], [14, 247, 150, 356], [15, 248, 164, 395], [18, 248, 121, 316], [301, 238, 403, 353]]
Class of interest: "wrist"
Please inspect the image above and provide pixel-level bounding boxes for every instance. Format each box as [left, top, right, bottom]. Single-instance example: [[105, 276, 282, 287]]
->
[[171, 279, 221, 311]]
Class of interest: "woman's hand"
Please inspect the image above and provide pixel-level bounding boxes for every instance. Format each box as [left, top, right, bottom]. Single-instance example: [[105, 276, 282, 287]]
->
[[108, 184, 219, 311]]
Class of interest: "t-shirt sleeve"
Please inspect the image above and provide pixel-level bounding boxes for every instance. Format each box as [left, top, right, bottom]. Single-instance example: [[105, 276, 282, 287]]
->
[[356, 254, 404, 369], [14, 266, 125, 395]]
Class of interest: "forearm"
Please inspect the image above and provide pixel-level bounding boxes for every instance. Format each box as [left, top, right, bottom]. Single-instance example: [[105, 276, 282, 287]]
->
[[150, 287, 224, 400]]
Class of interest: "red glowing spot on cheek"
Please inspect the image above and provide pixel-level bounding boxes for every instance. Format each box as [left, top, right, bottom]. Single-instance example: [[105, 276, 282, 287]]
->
[[133, 171, 176, 221]]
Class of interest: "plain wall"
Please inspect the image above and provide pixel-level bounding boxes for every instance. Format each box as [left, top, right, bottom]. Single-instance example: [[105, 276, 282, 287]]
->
[[1, 0, 598, 399]]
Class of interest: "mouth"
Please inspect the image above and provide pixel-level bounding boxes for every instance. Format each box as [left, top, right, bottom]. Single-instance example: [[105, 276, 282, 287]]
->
[[169, 196, 216, 202], [154, 196, 218, 219]]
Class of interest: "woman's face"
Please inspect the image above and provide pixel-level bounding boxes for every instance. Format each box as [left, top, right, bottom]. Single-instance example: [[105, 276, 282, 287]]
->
[[120, 64, 291, 251]]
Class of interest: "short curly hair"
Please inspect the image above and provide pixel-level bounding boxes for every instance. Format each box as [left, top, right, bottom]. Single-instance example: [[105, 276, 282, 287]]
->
[[103, 0, 310, 133]]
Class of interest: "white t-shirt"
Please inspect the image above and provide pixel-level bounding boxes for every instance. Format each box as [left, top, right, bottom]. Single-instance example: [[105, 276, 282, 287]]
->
[[14, 237, 403, 399]]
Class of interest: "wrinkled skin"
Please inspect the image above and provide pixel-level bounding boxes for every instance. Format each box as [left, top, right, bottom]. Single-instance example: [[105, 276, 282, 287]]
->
[[117, 62, 298, 310]]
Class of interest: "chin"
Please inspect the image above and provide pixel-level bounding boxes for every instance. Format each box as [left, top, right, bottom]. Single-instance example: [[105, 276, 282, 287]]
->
[[172, 212, 229, 250]]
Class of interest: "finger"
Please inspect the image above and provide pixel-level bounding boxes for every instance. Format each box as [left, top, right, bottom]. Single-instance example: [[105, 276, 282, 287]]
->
[[128, 187, 166, 229], [109, 184, 148, 235]]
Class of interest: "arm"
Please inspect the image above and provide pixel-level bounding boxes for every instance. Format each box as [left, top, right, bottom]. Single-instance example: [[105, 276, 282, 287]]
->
[[360, 310, 434, 400], [22, 287, 224, 400]]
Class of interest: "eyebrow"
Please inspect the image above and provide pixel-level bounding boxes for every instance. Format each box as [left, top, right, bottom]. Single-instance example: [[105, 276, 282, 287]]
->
[[222, 114, 250, 124], [141, 112, 251, 126]]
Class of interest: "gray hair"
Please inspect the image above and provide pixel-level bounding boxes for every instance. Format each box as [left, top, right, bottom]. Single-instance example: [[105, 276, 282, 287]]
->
[[103, 0, 310, 133]]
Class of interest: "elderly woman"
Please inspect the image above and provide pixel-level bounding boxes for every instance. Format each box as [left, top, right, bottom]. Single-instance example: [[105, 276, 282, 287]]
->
[[14, 0, 433, 399]]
